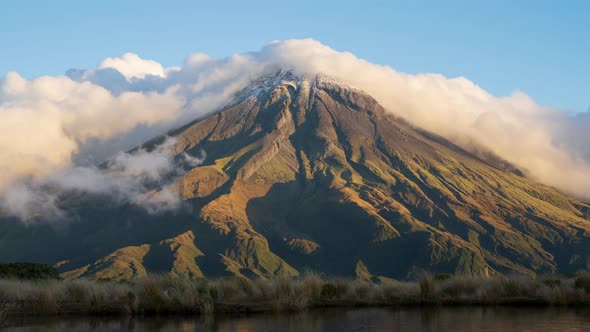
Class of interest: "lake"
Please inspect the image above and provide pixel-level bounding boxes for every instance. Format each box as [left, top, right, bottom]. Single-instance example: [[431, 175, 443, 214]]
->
[[4, 307, 590, 331]]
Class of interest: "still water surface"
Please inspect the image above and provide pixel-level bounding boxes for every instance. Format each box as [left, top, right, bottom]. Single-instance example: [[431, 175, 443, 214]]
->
[[4, 307, 590, 332]]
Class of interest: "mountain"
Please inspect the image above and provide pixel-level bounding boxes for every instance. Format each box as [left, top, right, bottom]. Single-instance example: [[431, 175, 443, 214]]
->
[[1, 71, 589, 280]]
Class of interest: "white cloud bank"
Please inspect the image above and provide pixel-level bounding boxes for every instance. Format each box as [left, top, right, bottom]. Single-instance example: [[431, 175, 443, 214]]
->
[[1, 39, 590, 221]]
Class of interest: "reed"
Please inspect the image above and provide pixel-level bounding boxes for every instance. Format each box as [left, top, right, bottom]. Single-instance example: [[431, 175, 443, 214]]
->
[[0, 303, 8, 327], [0, 273, 588, 317]]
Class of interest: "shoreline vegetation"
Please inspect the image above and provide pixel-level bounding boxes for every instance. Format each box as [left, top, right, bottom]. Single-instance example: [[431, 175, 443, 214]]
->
[[0, 273, 590, 324]]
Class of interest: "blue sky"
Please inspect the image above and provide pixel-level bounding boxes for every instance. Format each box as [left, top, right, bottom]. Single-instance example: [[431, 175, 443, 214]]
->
[[1, 0, 588, 112]]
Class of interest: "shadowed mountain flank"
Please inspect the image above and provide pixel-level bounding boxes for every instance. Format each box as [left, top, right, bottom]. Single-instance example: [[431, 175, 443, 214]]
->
[[1, 71, 589, 280]]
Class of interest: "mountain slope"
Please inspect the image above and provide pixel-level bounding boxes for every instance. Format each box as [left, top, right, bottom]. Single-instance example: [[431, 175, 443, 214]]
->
[[1, 71, 589, 279]]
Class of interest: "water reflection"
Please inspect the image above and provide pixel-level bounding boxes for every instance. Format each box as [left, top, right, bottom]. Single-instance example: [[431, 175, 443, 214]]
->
[[5, 307, 590, 332]]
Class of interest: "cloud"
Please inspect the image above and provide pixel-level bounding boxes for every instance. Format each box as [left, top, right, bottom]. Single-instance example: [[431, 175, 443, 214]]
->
[[0, 183, 63, 222], [2, 39, 590, 222], [0, 71, 183, 192], [182, 151, 207, 167], [0, 138, 204, 222], [99, 53, 168, 79]]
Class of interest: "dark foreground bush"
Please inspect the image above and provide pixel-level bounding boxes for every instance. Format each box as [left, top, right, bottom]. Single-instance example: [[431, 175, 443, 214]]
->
[[434, 273, 452, 281], [574, 275, 590, 292], [320, 282, 347, 300], [0, 263, 59, 280], [542, 277, 561, 288]]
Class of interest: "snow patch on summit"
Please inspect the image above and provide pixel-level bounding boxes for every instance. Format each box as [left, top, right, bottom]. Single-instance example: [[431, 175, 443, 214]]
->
[[230, 69, 367, 106]]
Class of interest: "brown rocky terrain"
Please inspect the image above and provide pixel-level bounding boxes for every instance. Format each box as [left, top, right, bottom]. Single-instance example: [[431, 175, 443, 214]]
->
[[1, 71, 589, 280]]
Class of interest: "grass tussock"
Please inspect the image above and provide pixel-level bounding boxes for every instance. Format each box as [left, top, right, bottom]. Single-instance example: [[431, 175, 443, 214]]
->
[[0, 273, 588, 317], [0, 303, 7, 327]]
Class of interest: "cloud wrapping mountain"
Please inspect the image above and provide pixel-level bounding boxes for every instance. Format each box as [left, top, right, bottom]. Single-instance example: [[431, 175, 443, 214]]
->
[[0, 137, 204, 221], [0, 72, 182, 192], [1, 38, 590, 220]]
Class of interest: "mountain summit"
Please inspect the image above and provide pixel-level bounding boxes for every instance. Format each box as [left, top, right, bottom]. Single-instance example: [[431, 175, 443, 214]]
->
[[2, 72, 589, 280]]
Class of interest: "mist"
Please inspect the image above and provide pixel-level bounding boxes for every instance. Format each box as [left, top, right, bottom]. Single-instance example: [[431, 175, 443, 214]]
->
[[0, 138, 204, 222]]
